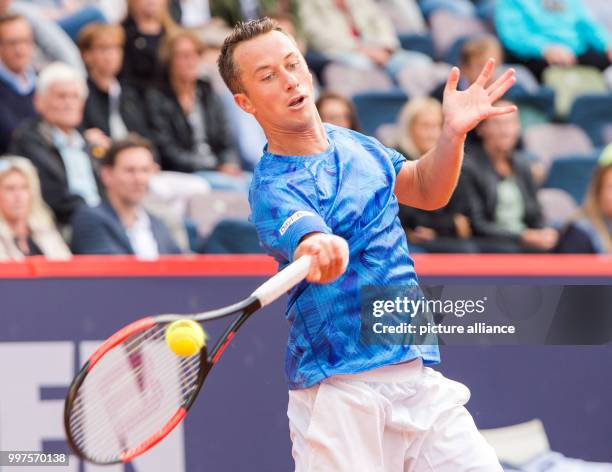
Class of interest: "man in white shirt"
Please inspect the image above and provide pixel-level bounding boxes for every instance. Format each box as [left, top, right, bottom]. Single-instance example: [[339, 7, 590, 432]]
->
[[70, 135, 182, 258]]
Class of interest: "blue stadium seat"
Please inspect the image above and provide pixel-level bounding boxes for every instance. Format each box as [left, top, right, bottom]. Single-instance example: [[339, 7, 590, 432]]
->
[[568, 93, 612, 147], [542, 154, 599, 204], [353, 89, 409, 137], [398, 33, 435, 59]]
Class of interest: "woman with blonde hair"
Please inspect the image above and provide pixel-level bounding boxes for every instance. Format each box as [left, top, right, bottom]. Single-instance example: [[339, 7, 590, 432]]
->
[[395, 97, 443, 161], [557, 147, 612, 253], [120, 0, 178, 89], [0, 157, 71, 261], [394, 97, 476, 252]]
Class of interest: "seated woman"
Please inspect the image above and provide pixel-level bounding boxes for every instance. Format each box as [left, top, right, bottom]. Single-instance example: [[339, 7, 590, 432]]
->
[[394, 97, 477, 253], [146, 28, 248, 193], [0, 156, 70, 261], [463, 100, 558, 253], [556, 146, 612, 254]]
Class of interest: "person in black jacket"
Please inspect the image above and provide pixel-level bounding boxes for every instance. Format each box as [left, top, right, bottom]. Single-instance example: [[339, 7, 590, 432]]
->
[[9, 62, 103, 225], [120, 0, 177, 90], [146, 28, 247, 191], [0, 14, 37, 155], [393, 97, 477, 252], [463, 100, 558, 253], [78, 23, 152, 149]]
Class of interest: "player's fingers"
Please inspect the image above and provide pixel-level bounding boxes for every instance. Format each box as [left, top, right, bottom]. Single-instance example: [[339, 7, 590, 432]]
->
[[487, 73, 516, 103], [315, 240, 331, 281], [474, 57, 495, 88], [486, 68, 514, 96], [486, 104, 518, 118], [443, 66, 460, 96], [329, 237, 349, 276]]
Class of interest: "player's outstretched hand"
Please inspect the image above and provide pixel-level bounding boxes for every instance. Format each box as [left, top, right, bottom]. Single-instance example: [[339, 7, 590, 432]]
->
[[294, 233, 349, 284], [442, 58, 517, 136]]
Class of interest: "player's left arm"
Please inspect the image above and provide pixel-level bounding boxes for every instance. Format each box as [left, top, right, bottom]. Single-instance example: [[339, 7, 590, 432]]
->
[[394, 59, 517, 210]]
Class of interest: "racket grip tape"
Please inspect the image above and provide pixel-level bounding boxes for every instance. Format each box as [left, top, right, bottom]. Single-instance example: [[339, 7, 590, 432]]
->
[[251, 255, 312, 307]]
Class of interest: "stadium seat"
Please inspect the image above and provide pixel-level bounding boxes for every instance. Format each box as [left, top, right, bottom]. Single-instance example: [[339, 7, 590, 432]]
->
[[396, 62, 452, 98], [537, 188, 579, 227], [542, 154, 599, 204], [542, 66, 607, 117], [523, 123, 593, 171], [353, 89, 409, 136], [568, 93, 612, 147], [429, 10, 488, 58], [398, 33, 435, 59], [321, 62, 393, 98], [186, 190, 251, 238]]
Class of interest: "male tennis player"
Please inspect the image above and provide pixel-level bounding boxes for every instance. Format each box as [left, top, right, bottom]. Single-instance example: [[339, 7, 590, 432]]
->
[[218, 18, 516, 471]]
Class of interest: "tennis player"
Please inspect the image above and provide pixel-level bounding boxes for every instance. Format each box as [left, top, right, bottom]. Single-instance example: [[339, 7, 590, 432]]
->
[[218, 18, 516, 471]]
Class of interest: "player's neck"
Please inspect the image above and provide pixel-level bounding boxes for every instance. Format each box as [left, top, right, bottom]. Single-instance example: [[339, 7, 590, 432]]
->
[[266, 120, 328, 157]]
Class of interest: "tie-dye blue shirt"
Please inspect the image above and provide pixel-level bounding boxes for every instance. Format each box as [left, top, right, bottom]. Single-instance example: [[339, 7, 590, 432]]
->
[[249, 124, 440, 389]]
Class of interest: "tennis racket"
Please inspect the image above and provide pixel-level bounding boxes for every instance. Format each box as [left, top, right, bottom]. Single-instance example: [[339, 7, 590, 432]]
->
[[64, 255, 311, 465]]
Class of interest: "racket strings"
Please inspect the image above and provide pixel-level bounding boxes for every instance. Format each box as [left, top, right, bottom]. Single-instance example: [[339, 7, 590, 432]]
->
[[68, 323, 202, 463]]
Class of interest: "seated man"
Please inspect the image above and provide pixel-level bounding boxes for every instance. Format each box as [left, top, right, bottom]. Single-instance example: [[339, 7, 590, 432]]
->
[[9, 61, 102, 225], [0, 14, 36, 154], [2, 0, 84, 72], [71, 135, 182, 257]]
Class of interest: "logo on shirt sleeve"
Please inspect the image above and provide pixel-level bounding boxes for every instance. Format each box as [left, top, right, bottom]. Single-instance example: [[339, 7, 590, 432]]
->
[[279, 211, 316, 236]]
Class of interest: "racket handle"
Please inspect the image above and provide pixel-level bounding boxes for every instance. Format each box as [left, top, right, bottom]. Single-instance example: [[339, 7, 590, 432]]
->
[[251, 255, 312, 307]]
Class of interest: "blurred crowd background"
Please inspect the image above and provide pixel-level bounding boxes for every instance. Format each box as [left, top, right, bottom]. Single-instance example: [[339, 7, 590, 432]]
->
[[0, 0, 611, 261]]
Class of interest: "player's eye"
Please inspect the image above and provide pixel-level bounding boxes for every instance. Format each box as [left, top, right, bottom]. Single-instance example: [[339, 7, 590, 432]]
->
[[262, 73, 274, 81], [288, 62, 299, 69]]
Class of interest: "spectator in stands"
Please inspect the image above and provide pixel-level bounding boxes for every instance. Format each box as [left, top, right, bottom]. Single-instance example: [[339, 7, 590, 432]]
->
[[316, 92, 360, 131], [0, 156, 70, 260], [431, 34, 503, 102], [78, 23, 152, 148], [464, 100, 559, 253], [299, 0, 431, 80], [2, 0, 85, 72], [210, 0, 299, 28], [0, 14, 36, 155], [394, 97, 476, 252], [495, 0, 612, 80], [556, 145, 612, 253], [120, 0, 177, 90], [71, 135, 182, 257], [17, 0, 107, 41], [147, 29, 247, 191], [9, 62, 103, 225]]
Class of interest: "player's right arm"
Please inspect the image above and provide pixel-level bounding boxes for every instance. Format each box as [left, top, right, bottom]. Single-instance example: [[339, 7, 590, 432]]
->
[[293, 232, 349, 284], [250, 171, 348, 285]]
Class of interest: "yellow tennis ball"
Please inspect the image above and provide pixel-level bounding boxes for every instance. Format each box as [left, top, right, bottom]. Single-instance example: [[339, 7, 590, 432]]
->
[[165, 320, 206, 357]]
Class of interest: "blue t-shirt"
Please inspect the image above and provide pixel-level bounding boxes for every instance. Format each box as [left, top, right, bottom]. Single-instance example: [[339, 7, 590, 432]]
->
[[249, 124, 440, 389]]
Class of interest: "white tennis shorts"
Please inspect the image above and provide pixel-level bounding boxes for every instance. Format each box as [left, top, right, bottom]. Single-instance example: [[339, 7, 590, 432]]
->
[[287, 358, 503, 472]]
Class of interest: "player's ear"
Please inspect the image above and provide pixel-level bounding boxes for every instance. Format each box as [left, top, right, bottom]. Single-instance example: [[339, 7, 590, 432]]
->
[[234, 93, 255, 115]]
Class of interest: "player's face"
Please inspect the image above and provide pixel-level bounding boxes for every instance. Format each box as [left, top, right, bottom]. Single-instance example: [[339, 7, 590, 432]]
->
[[103, 147, 157, 207], [232, 31, 317, 133], [0, 170, 31, 223], [599, 167, 612, 218]]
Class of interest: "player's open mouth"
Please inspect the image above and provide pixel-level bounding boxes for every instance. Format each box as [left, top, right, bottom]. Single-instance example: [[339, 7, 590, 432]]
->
[[288, 95, 307, 109]]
